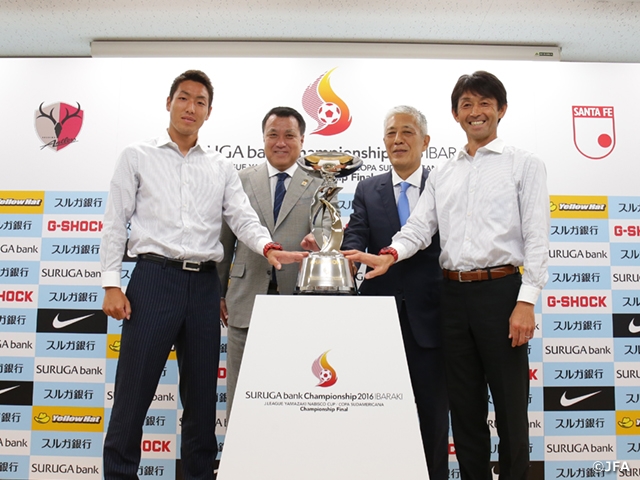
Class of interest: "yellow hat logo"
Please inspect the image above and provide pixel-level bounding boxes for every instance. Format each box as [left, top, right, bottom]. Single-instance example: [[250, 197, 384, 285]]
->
[[109, 341, 121, 352], [550, 201, 557, 212], [34, 412, 51, 424], [618, 416, 634, 428]]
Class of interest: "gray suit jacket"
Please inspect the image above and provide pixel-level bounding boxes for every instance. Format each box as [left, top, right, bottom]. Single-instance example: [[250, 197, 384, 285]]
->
[[218, 162, 322, 328]]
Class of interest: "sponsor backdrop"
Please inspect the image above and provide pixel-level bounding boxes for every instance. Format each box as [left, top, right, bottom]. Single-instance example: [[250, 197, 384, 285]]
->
[[0, 57, 638, 479]]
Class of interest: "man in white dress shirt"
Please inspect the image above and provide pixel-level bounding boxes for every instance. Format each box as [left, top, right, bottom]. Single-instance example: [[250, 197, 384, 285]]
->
[[345, 71, 549, 480], [100, 70, 304, 480]]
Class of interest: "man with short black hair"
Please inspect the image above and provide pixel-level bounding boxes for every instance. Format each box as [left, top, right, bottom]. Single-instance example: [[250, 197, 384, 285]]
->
[[218, 106, 322, 416], [101, 73, 304, 480], [345, 71, 549, 480]]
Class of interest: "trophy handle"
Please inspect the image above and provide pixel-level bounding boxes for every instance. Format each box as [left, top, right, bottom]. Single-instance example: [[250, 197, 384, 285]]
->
[[310, 185, 341, 250], [318, 198, 343, 254]]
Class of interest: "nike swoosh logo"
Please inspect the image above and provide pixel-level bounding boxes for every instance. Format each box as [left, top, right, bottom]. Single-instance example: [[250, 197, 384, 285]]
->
[[560, 390, 601, 407], [0, 385, 19, 395], [629, 317, 640, 334], [52, 313, 94, 329]]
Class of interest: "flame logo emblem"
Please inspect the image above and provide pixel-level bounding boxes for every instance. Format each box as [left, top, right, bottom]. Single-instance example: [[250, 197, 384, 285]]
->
[[302, 68, 352, 136], [311, 350, 338, 387]]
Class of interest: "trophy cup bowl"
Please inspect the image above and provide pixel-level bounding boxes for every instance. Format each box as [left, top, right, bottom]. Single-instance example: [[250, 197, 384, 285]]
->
[[295, 151, 363, 295]]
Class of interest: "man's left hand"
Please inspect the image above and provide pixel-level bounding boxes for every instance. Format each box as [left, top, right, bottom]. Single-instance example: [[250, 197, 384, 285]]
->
[[267, 250, 308, 270], [300, 233, 320, 252], [508, 301, 535, 347]]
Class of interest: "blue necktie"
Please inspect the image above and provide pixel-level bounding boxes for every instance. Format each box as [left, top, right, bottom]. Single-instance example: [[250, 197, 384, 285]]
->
[[273, 172, 288, 222], [397, 181, 411, 226]]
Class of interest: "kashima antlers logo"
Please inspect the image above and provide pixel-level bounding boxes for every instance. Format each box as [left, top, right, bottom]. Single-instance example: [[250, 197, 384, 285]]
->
[[302, 68, 352, 136], [572, 106, 615, 160], [311, 350, 338, 387], [35, 102, 84, 151]]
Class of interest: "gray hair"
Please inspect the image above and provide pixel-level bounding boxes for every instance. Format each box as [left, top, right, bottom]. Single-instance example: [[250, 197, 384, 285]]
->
[[383, 105, 428, 136]]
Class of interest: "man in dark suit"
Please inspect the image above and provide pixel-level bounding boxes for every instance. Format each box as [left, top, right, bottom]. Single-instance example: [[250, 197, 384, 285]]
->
[[341, 105, 448, 480], [218, 106, 322, 416]]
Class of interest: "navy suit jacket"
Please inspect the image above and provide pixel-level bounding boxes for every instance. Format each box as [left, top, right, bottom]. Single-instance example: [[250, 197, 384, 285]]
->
[[342, 168, 443, 348]]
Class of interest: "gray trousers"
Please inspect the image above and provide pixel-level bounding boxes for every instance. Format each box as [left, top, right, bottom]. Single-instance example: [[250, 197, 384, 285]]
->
[[225, 325, 248, 419]]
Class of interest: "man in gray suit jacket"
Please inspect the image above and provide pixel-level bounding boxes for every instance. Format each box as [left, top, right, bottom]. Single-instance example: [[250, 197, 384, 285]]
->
[[218, 106, 322, 415]]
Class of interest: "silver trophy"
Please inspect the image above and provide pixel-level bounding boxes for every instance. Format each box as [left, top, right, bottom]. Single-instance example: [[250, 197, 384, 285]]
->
[[295, 151, 363, 295]]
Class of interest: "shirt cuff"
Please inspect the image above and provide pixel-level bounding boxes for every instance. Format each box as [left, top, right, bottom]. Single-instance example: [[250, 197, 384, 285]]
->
[[390, 242, 408, 262], [517, 284, 541, 305], [257, 239, 271, 257], [102, 271, 122, 288]]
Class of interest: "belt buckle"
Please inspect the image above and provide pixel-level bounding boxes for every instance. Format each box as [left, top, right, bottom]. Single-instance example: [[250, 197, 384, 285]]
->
[[182, 260, 201, 272], [457, 271, 472, 282]]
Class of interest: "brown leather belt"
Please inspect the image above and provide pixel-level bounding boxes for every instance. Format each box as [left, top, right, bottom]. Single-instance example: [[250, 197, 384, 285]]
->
[[442, 265, 519, 282]]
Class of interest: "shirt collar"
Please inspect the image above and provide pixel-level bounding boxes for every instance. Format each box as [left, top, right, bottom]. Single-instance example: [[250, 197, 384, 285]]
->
[[158, 130, 206, 153], [456, 137, 505, 159], [392, 166, 422, 188], [267, 161, 298, 178]]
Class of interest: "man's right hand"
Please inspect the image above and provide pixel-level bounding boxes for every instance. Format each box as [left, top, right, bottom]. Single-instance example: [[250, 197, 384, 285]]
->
[[342, 250, 394, 279], [220, 298, 229, 327], [103, 287, 131, 320]]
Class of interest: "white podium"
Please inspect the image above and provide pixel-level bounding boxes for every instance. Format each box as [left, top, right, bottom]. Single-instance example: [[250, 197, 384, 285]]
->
[[217, 295, 429, 480]]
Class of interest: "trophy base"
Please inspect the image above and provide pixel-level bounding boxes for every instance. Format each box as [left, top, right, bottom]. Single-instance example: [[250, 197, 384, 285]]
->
[[295, 252, 356, 295]]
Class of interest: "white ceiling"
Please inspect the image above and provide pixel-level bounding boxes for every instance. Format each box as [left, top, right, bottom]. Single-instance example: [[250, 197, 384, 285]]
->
[[2, 0, 640, 62]]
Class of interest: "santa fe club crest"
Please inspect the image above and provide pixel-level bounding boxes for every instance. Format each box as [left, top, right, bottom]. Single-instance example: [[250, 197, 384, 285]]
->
[[572, 105, 615, 160]]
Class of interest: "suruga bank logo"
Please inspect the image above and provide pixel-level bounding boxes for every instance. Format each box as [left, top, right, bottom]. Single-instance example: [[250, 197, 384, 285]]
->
[[302, 68, 352, 136], [311, 350, 338, 387], [35, 102, 84, 151], [572, 106, 615, 159]]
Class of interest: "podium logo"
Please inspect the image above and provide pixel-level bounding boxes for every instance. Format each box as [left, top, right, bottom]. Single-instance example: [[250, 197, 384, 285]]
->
[[35, 102, 84, 151], [302, 68, 352, 136], [311, 350, 337, 387], [572, 106, 615, 160]]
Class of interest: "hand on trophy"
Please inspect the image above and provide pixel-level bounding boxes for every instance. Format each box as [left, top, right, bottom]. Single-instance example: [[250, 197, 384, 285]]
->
[[300, 233, 320, 252], [266, 249, 308, 270], [342, 250, 395, 279]]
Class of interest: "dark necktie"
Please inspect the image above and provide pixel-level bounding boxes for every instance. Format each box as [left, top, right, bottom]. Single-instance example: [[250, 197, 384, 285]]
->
[[397, 181, 411, 226], [273, 172, 288, 222]]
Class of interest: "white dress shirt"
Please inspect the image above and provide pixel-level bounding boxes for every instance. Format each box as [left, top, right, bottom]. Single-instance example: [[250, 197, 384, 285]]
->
[[267, 162, 298, 203], [100, 131, 272, 287], [390, 138, 549, 304]]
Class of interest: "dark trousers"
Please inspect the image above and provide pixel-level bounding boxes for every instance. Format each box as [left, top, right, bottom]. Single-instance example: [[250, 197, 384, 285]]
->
[[399, 301, 449, 480], [442, 273, 530, 480], [104, 260, 221, 480]]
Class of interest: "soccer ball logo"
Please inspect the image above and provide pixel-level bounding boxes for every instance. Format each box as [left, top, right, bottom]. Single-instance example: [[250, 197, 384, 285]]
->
[[319, 369, 333, 383], [318, 102, 341, 125], [311, 350, 338, 387]]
